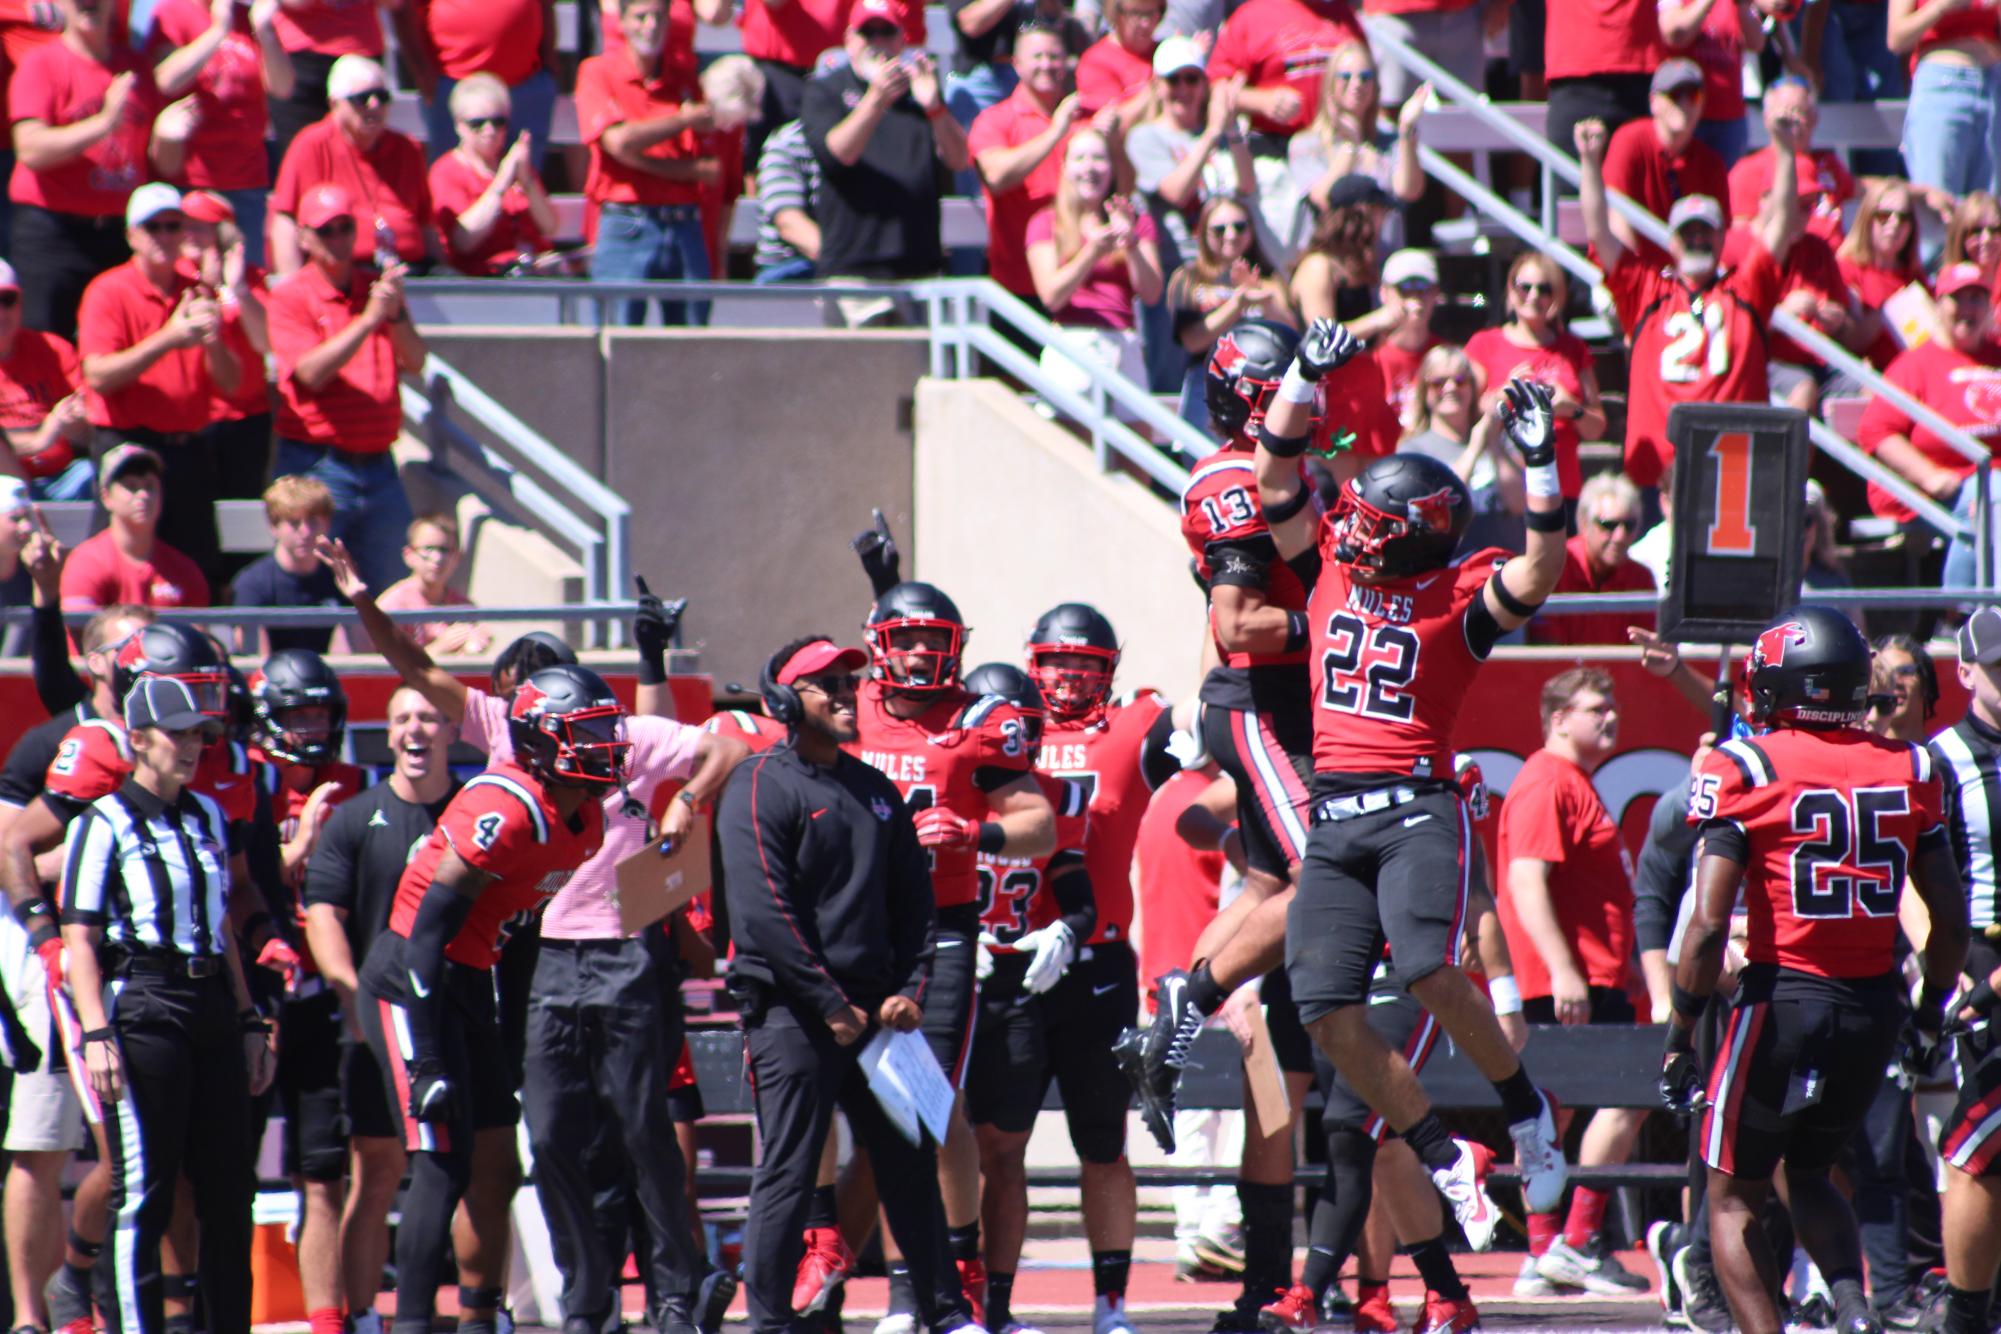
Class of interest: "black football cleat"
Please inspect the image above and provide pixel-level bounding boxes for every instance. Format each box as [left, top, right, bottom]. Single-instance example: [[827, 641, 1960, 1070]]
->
[[1114, 969, 1203, 1153]]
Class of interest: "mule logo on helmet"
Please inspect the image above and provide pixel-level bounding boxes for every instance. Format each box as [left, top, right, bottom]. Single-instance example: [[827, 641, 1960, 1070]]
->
[[1211, 332, 1247, 381], [1754, 620, 1807, 670], [1405, 486, 1461, 534]]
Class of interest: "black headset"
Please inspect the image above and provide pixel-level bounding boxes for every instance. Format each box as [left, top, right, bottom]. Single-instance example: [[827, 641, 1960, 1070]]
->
[[760, 651, 803, 727]]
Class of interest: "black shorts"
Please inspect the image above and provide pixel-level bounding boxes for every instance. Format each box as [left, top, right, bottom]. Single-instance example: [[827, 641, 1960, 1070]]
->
[[1700, 966, 1901, 1182], [1506, 0, 1545, 76], [1203, 697, 1314, 879], [357, 938, 522, 1156], [1520, 986, 1637, 1026], [1316, 967, 1443, 1141], [1260, 963, 1315, 1076], [1286, 786, 1472, 1021], [341, 1038, 398, 1142], [924, 903, 981, 1090], [278, 988, 346, 1182], [1941, 1039, 2001, 1177], [965, 955, 1046, 1134], [1040, 941, 1139, 1163]]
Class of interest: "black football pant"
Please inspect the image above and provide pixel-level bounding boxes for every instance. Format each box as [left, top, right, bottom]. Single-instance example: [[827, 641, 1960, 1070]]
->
[[522, 936, 704, 1325], [741, 1001, 966, 1334], [101, 968, 254, 1334]]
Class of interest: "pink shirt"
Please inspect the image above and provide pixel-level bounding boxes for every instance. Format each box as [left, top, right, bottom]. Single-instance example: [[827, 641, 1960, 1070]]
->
[[1023, 206, 1156, 330], [461, 686, 704, 939]]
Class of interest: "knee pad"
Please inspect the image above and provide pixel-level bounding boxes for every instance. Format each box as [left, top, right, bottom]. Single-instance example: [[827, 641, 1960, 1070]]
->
[[459, 1286, 505, 1312], [1068, 1116, 1126, 1166]]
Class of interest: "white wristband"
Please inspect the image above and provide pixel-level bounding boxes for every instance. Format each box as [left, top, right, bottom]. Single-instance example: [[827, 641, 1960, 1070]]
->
[[1525, 462, 1561, 500], [1487, 974, 1523, 1016], [1278, 362, 1318, 405]]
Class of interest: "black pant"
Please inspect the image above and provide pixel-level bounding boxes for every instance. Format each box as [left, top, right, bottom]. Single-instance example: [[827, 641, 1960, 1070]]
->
[[740, 999, 965, 1334], [269, 51, 340, 165], [12, 204, 128, 342], [92, 428, 223, 584], [1849, 1076, 1916, 1311], [102, 967, 254, 1334], [522, 936, 705, 1325], [1545, 74, 1653, 176]]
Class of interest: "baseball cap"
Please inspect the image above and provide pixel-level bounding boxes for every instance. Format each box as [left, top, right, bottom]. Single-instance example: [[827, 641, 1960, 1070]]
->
[[1152, 35, 1205, 78], [1652, 58, 1705, 97], [1962, 607, 2001, 665], [181, 190, 235, 225], [124, 676, 218, 734], [327, 54, 388, 100], [125, 182, 184, 231], [98, 442, 164, 491], [1938, 262, 1990, 299], [298, 183, 356, 230], [1326, 174, 1394, 212], [1382, 249, 1439, 289], [775, 640, 868, 684], [0, 259, 18, 292], [1667, 194, 1724, 233], [848, 0, 906, 32], [0, 478, 29, 519]]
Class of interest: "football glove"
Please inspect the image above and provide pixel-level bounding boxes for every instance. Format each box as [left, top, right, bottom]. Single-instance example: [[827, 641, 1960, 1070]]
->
[[913, 806, 980, 851], [1658, 1025, 1707, 1115], [1895, 1000, 1950, 1087], [1017, 922, 1078, 995], [1499, 379, 1557, 469], [1296, 318, 1363, 382], [633, 576, 686, 659], [407, 1058, 458, 1124], [852, 509, 903, 598]]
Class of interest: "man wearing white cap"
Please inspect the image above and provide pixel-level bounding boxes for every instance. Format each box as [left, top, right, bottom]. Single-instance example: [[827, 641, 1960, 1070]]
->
[[1361, 249, 1443, 423], [75, 182, 241, 582], [1576, 115, 1799, 516], [0, 258, 95, 502], [270, 53, 434, 275], [1125, 37, 1256, 261]]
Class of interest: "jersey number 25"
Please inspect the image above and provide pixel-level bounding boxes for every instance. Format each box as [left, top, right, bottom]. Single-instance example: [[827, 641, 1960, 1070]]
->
[[1788, 786, 1908, 920]]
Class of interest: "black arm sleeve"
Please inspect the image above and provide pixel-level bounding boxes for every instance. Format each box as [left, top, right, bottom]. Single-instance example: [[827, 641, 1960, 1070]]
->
[[1047, 849, 1096, 941], [31, 605, 84, 717], [1463, 590, 1506, 660], [401, 876, 478, 1062], [1204, 535, 1276, 590], [1284, 544, 1323, 589], [886, 794, 937, 1004], [1632, 774, 1700, 955], [1137, 708, 1180, 792], [1695, 818, 1751, 866], [0, 724, 59, 809]]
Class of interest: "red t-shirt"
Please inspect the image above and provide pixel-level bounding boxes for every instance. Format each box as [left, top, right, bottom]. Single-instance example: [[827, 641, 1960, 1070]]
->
[[1368, 337, 1438, 428], [1721, 225, 1846, 368], [271, 115, 432, 266], [968, 85, 1071, 298], [429, 149, 549, 275], [1526, 534, 1658, 645], [1914, 0, 2000, 62], [1075, 35, 1154, 114], [150, 0, 269, 190], [211, 269, 271, 421], [1607, 241, 1784, 488], [1671, 0, 1746, 122], [732, 0, 923, 66], [1024, 206, 1156, 331], [418, 0, 543, 83], [57, 528, 210, 610], [1545, 0, 1662, 78], [269, 0, 384, 57], [1838, 253, 1925, 371], [7, 40, 161, 216], [1463, 325, 1591, 497], [1036, 688, 1172, 944], [1600, 117, 1729, 269], [1726, 146, 1853, 246], [1205, 0, 1364, 136], [266, 262, 405, 452], [0, 329, 79, 477], [1496, 747, 1635, 1000], [575, 51, 704, 207], [696, 123, 746, 275], [1133, 768, 1227, 988], [1316, 348, 1402, 461], [76, 260, 219, 434], [1857, 338, 2001, 522], [1364, 0, 1476, 15]]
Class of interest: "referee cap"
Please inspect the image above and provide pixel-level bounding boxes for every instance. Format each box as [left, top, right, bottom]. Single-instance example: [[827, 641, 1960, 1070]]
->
[[125, 677, 218, 734], [1961, 607, 2001, 666]]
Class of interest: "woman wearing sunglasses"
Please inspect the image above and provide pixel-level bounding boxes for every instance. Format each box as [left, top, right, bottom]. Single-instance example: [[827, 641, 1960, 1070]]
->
[[1284, 42, 1423, 255], [427, 73, 558, 276], [1942, 191, 2001, 305], [1163, 194, 1296, 425], [1836, 177, 1930, 372], [1396, 342, 1527, 555]]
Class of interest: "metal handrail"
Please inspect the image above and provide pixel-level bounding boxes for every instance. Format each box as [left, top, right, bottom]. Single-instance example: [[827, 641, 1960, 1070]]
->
[[1414, 144, 1600, 290], [0, 602, 652, 629]]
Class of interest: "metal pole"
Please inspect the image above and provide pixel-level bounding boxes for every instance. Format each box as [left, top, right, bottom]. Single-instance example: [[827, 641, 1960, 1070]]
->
[[1982, 463, 1995, 590]]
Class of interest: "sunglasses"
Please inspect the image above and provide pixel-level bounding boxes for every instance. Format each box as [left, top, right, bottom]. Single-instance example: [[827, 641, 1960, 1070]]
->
[[1332, 69, 1376, 83], [0, 293, 18, 309], [345, 88, 391, 109], [856, 22, 898, 36], [1866, 693, 1897, 715], [798, 672, 861, 696], [1208, 219, 1249, 236], [1592, 516, 1640, 532], [462, 115, 507, 129], [1665, 85, 1703, 103], [1973, 223, 2001, 236], [1876, 209, 1913, 223], [1395, 279, 1436, 297], [1514, 280, 1555, 297], [1426, 374, 1469, 389], [1166, 70, 1205, 86], [142, 218, 184, 235], [312, 218, 358, 238]]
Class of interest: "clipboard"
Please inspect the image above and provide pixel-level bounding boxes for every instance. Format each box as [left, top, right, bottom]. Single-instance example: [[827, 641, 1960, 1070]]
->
[[612, 817, 712, 934]]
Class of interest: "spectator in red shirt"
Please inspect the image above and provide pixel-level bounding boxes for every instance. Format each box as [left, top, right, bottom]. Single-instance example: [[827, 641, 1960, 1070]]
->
[[265, 0, 395, 160], [1597, 58, 1727, 267], [1724, 79, 1854, 247], [181, 189, 274, 508], [1541, 0, 1663, 154], [58, 442, 210, 609], [1941, 190, 2001, 301], [1721, 181, 1852, 415], [1527, 472, 1656, 645], [1465, 252, 1605, 508], [428, 73, 557, 275], [1497, 667, 1648, 1298], [398, 0, 557, 171], [1203, 0, 1362, 138], [1835, 176, 1926, 372], [78, 181, 242, 581], [8, 0, 176, 339], [970, 24, 1086, 305], [270, 54, 435, 275], [1075, 0, 1161, 125], [1360, 246, 1441, 422], [265, 182, 427, 592], [147, 0, 294, 266], [578, 0, 719, 326], [0, 257, 94, 499], [1657, 0, 1766, 166]]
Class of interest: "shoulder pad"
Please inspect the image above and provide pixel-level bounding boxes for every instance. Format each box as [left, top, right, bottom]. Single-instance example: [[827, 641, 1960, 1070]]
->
[[461, 772, 550, 844], [1716, 738, 1776, 789]]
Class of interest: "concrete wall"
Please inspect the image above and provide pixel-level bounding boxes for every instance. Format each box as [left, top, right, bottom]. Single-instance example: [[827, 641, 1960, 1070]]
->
[[914, 380, 1208, 701]]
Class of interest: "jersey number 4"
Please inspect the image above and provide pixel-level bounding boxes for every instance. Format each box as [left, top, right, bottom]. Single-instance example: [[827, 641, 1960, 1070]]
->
[[1789, 787, 1908, 920], [1320, 613, 1419, 722], [472, 812, 506, 852]]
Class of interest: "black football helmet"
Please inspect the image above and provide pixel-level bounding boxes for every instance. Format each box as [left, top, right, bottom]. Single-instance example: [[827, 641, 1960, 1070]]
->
[[964, 661, 1046, 761], [1026, 602, 1120, 722], [1205, 318, 1301, 441], [1746, 605, 1870, 729], [111, 624, 229, 720], [865, 581, 966, 695], [250, 649, 349, 766], [507, 663, 631, 789], [492, 631, 578, 694], [1328, 454, 1471, 577]]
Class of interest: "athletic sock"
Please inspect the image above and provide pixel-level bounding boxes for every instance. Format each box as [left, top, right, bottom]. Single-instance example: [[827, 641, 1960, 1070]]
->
[[1403, 1237, 1470, 1304], [948, 1223, 981, 1264], [1494, 1066, 1544, 1125], [1563, 1187, 1610, 1248], [1402, 1113, 1460, 1176], [1237, 1181, 1294, 1303], [1090, 1250, 1131, 1300], [887, 1262, 916, 1316], [1299, 1246, 1340, 1298], [985, 1272, 1015, 1331], [66, 1230, 102, 1263], [807, 1186, 838, 1230], [307, 1307, 346, 1334], [1944, 1286, 1991, 1334], [1527, 1211, 1561, 1259], [1189, 962, 1227, 1017]]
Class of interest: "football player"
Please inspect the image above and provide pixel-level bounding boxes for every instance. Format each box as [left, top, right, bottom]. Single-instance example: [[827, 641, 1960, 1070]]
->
[[1661, 608, 1967, 1334], [961, 662, 1096, 1334], [1250, 323, 1572, 1244], [847, 581, 1055, 1329]]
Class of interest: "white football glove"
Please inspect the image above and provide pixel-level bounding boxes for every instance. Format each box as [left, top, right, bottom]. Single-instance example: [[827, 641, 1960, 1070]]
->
[[1165, 727, 1209, 770], [976, 931, 997, 984], [1016, 922, 1078, 995]]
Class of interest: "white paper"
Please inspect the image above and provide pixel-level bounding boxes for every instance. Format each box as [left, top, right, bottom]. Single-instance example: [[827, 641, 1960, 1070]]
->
[[859, 1027, 955, 1146], [1882, 281, 1938, 351]]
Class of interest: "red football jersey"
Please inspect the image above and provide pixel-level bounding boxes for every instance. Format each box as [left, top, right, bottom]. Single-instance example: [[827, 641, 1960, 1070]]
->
[[388, 763, 605, 969], [191, 740, 261, 826], [44, 718, 133, 807], [1307, 544, 1508, 781], [1037, 688, 1171, 943], [1689, 728, 1945, 979], [1180, 446, 1311, 672], [1133, 769, 1228, 988], [851, 682, 1036, 908], [253, 755, 367, 842], [703, 708, 786, 753], [981, 771, 1090, 945]]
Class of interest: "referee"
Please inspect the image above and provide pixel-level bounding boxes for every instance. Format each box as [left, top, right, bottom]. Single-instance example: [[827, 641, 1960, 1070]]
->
[[720, 636, 973, 1334], [59, 677, 277, 1334]]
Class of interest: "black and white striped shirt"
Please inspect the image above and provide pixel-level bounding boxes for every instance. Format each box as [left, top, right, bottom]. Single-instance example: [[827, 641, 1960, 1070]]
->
[[1932, 710, 2001, 932], [58, 781, 232, 956]]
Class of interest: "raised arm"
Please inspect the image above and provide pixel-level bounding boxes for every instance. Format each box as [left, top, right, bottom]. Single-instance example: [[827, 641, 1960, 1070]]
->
[[1482, 380, 1566, 631], [315, 535, 468, 721], [1255, 318, 1363, 561], [1574, 119, 1625, 271]]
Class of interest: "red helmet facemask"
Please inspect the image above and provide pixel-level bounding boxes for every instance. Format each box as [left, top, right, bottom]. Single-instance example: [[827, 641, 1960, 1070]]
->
[[1026, 643, 1118, 720], [1329, 480, 1458, 573], [511, 687, 633, 789], [865, 618, 965, 694]]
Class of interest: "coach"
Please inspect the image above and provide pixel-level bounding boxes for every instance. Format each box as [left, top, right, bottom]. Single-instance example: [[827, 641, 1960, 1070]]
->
[[721, 635, 973, 1334]]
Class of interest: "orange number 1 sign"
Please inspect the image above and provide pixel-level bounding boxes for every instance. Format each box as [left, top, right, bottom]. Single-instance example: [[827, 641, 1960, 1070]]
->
[[1706, 432, 1757, 555]]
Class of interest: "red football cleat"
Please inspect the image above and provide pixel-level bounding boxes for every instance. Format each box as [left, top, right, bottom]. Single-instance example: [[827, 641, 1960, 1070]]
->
[[1354, 1282, 1398, 1334], [1410, 1292, 1480, 1334], [791, 1226, 853, 1315], [958, 1256, 988, 1328], [1258, 1284, 1318, 1333]]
